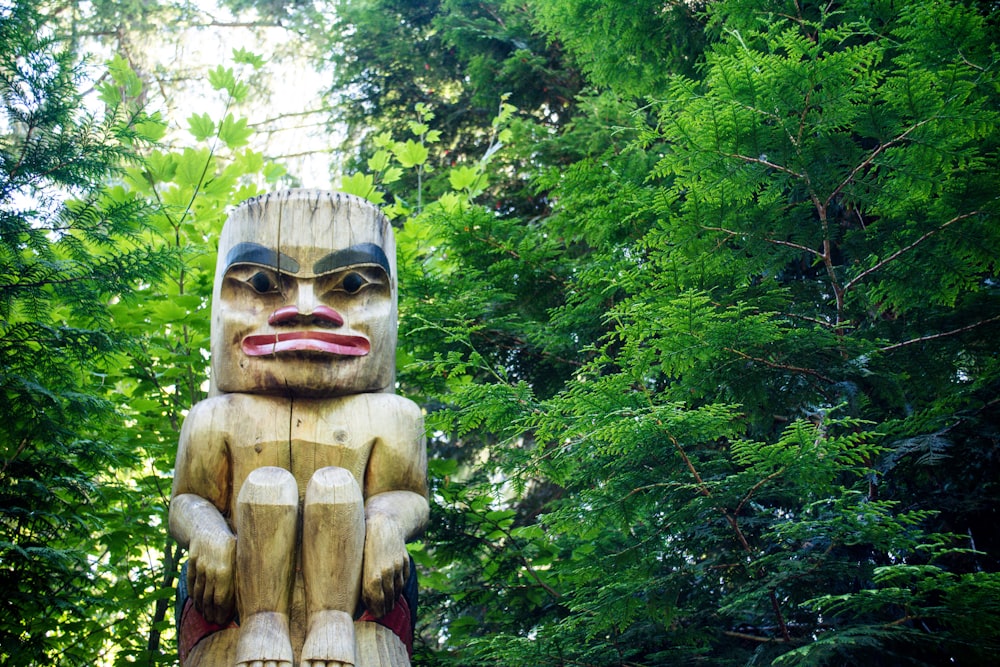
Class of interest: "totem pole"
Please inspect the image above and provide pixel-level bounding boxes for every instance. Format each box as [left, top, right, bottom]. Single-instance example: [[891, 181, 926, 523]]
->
[[170, 190, 428, 667]]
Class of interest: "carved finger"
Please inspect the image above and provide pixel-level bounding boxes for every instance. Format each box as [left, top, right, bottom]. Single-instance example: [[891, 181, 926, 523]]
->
[[212, 576, 233, 620], [393, 562, 404, 598], [367, 593, 385, 619], [382, 569, 397, 612], [202, 578, 217, 622], [190, 561, 206, 611], [367, 577, 388, 618], [186, 555, 199, 597]]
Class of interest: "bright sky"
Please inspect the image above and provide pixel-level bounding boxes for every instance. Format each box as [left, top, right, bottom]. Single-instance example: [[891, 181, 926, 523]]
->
[[117, 1, 339, 188]]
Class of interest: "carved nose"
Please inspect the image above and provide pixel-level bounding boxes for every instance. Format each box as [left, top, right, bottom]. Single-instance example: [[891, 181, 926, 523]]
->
[[268, 305, 344, 327], [268, 282, 344, 327]]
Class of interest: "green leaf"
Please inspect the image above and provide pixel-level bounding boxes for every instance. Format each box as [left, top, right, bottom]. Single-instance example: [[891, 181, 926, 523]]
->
[[449, 165, 481, 192], [436, 191, 465, 214], [218, 114, 253, 148], [187, 113, 215, 142], [408, 121, 430, 136], [263, 162, 287, 184], [381, 167, 403, 185], [340, 173, 384, 205], [415, 102, 434, 122], [174, 147, 213, 188], [367, 150, 392, 173], [144, 151, 177, 184], [207, 65, 237, 93], [232, 47, 265, 69], [134, 112, 167, 142], [372, 132, 393, 149], [393, 140, 429, 168], [108, 54, 143, 98]]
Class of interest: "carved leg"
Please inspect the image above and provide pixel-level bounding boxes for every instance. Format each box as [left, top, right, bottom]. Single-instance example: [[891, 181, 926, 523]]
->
[[234, 466, 298, 667], [301, 466, 365, 667]]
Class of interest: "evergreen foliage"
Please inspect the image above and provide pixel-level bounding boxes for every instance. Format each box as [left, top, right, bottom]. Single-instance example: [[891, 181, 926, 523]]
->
[[332, 0, 1000, 664], [0, 2, 173, 662], [3, 0, 999, 664], [1, 3, 284, 662]]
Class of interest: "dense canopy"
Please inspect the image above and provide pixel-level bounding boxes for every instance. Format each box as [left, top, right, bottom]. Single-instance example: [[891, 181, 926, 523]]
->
[[2, 0, 998, 665]]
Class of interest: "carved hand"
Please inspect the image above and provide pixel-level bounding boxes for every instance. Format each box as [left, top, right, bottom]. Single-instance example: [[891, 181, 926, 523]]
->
[[187, 529, 237, 625], [362, 512, 409, 618]]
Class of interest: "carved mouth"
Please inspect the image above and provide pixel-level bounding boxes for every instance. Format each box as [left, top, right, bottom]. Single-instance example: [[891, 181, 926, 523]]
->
[[242, 332, 371, 357]]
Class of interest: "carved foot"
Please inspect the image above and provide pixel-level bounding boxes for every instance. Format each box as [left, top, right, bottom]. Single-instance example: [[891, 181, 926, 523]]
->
[[234, 611, 294, 667], [301, 609, 356, 667]]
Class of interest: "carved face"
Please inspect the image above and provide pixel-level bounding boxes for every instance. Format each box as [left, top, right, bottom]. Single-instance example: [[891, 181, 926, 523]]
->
[[211, 190, 397, 396]]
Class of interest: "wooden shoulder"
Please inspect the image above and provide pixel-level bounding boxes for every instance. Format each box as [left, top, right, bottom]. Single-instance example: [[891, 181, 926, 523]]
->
[[370, 393, 423, 423], [171, 395, 234, 505], [362, 394, 427, 498], [373, 394, 425, 452]]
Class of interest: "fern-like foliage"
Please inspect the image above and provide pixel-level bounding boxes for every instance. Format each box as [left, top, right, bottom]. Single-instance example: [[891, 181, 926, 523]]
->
[[0, 3, 174, 664], [391, 1, 1000, 666]]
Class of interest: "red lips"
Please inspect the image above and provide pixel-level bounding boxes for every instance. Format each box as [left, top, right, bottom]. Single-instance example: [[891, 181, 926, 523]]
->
[[242, 332, 371, 357], [244, 305, 369, 357]]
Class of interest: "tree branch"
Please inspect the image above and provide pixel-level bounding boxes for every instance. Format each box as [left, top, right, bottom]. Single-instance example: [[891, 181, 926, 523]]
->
[[724, 347, 835, 383], [880, 313, 1000, 353], [734, 467, 787, 516], [723, 152, 805, 179], [700, 225, 825, 259], [825, 117, 935, 209], [843, 210, 981, 294]]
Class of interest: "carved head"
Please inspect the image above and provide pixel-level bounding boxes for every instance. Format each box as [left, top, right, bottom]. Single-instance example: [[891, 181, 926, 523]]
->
[[211, 190, 397, 396]]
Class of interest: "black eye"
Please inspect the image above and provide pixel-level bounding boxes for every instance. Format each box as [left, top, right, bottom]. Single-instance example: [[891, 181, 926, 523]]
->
[[249, 270, 278, 294], [342, 271, 367, 294]]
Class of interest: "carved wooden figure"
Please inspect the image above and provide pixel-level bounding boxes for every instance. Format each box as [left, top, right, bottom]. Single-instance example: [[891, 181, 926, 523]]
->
[[170, 190, 428, 667]]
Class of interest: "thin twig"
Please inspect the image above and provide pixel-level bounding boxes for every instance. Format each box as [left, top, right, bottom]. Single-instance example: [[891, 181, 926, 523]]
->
[[724, 152, 805, 179], [724, 347, 835, 383], [734, 467, 787, 516], [825, 118, 934, 209], [880, 313, 1000, 352], [843, 210, 981, 294]]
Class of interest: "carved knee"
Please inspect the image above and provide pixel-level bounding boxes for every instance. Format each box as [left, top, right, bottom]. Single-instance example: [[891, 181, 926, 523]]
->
[[238, 466, 298, 508], [305, 466, 362, 508]]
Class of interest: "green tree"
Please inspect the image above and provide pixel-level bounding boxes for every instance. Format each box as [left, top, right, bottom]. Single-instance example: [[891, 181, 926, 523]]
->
[[233, 0, 583, 206], [336, 0, 1000, 665], [0, 2, 173, 662], [6, 0, 997, 664], [1, 1, 285, 660]]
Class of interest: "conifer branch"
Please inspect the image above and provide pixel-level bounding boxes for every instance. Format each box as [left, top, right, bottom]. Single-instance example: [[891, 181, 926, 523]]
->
[[825, 117, 935, 210], [670, 425, 792, 640], [767, 238, 823, 257], [843, 210, 981, 294], [771, 589, 792, 641], [734, 467, 787, 516], [724, 347, 835, 383], [666, 433, 754, 554], [468, 231, 564, 286], [724, 152, 805, 179], [880, 313, 1000, 352], [701, 225, 825, 258], [783, 312, 837, 328], [520, 557, 561, 600], [723, 630, 780, 643]]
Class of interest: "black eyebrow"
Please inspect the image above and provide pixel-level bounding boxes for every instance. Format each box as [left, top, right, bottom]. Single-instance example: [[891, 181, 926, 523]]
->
[[313, 243, 391, 277], [225, 242, 300, 273]]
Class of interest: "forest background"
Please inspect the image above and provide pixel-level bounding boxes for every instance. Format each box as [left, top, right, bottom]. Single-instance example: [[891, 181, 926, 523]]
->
[[2, 0, 999, 665]]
